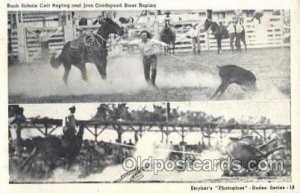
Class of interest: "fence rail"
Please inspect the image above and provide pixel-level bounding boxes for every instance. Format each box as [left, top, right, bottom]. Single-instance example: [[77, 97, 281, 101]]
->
[[9, 14, 290, 63]]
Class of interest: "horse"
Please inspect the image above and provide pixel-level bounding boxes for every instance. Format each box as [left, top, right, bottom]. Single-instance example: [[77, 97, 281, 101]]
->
[[225, 136, 285, 173], [160, 24, 176, 54], [203, 19, 229, 54], [50, 17, 125, 84], [251, 10, 264, 24], [204, 19, 247, 54], [18, 125, 85, 177]]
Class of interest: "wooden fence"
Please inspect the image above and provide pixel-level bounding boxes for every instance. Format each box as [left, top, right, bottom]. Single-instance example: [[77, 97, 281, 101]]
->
[[9, 12, 290, 63]]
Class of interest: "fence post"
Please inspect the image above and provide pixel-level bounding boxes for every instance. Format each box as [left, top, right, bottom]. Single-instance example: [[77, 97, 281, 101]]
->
[[63, 11, 74, 42], [153, 11, 160, 40], [16, 11, 27, 63], [206, 31, 210, 51]]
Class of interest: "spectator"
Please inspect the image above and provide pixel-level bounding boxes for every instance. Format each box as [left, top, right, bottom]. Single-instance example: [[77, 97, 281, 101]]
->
[[235, 20, 244, 52], [128, 139, 134, 146], [37, 30, 50, 62], [187, 23, 201, 54], [227, 21, 236, 51], [62, 106, 77, 145], [164, 10, 173, 28]]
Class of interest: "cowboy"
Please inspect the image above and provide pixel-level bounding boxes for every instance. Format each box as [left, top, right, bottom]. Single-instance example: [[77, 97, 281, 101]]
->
[[235, 10, 243, 22], [187, 23, 201, 54], [164, 10, 172, 28], [227, 20, 236, 51], [64, 106, 77, 137], [129, 30, 169, 88], [235, 19, 244, 52], [36, 29, 50, 61]]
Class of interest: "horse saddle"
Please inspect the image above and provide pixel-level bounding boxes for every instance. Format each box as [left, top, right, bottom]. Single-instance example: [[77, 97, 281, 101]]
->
[[70, 38, 85, 51]]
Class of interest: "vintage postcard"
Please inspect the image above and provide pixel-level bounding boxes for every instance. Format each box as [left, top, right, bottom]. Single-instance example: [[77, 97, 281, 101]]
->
[[7, 9, 290, 103], [1, 0, 299, 192]]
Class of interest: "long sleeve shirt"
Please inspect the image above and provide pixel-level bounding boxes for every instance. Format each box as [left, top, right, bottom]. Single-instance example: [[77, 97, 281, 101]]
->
[[227, 23, 236, 34], [39, 31, 49, 42], [130, 39, 168, 57], [236, 23, 244, 33], [187, 26, 201, 38], [65, 113, 76, 129]]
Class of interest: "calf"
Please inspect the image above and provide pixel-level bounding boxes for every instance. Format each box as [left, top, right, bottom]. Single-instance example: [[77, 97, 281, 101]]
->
[[211, 65, 257, 99]]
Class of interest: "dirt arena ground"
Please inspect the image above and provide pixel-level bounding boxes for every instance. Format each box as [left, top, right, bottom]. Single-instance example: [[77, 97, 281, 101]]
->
[[9, 47, 290, 103]]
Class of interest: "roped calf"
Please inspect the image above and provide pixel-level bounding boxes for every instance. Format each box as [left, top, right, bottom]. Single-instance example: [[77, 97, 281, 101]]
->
[[211, 65, 257, 99]]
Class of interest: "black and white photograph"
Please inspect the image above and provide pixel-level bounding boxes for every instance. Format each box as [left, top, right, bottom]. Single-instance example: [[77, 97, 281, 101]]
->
[[8, 9, 290, 103], [9, 101, 291, 183]]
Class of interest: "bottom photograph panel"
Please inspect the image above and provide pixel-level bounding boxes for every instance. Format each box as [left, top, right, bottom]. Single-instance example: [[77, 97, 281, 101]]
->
[[8, 101, 291, 183]]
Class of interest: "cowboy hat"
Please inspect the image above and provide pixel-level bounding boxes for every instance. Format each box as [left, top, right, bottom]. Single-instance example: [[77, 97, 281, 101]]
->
[[69, 106, 76, 111]]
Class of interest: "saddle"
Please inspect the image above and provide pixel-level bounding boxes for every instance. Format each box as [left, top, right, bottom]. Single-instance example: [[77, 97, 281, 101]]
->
[[70, 37, 85, 51]]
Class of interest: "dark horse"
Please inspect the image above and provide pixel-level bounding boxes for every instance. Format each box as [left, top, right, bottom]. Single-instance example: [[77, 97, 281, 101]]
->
[[19, 125, 85, 177], [250, 10, 264, 24], [204, 19, 248, 54], [160, 24, 176, 54], [50, 18, 124, 84]]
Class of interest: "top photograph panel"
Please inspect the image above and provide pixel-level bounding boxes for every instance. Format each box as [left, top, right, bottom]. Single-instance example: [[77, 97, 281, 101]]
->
[[8, 10, 290, 103]]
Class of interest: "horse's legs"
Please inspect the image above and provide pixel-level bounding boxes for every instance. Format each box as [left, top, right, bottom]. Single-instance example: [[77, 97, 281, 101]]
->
[[63, 64, 71, 85], [78, 63, 88, 81], [95, 58, 107, 80]]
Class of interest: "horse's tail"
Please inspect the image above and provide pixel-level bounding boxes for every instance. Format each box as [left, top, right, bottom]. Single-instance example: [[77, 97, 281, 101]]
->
[[50, 42, 69, 69], [50, 51, 62, 69]]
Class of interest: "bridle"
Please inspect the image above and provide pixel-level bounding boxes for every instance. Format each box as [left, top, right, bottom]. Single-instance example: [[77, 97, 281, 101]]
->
[[86, 19, 125, 50]]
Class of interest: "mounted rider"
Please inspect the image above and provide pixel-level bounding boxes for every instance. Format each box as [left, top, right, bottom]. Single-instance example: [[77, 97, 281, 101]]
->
[[164, 10, 173, 29], [63, 106, 77, 145]]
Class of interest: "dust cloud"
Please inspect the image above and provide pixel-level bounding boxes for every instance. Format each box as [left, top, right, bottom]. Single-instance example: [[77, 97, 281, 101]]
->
[[8, 56, 219, 98]]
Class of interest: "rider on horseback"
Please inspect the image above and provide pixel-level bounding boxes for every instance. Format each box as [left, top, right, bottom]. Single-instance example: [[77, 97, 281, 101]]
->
[[164, 10, 172, 28], [63, 106, 77, 144]]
